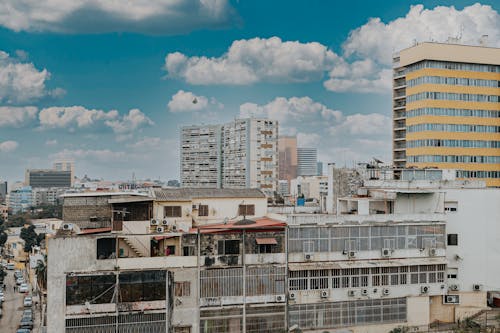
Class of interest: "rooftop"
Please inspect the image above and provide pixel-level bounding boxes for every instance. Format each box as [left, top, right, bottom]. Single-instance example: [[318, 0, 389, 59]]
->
[[153, 188, 266, 201]]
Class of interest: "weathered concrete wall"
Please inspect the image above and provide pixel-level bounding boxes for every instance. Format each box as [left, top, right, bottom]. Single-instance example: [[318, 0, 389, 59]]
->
[[63, 196, 112, 228]]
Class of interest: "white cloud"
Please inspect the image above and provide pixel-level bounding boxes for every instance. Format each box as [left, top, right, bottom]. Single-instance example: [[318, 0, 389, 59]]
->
[[168, 90, 213, 112], [0, 106, 38, 127], [239, 96, 341, 124], [127, 137, 163, 149], [331, 113, 391, 136], [39, 106, 118, 129], [165, 37, 339, 85], [105, 108, 154, 134], [343, 4, 500, 66], [297, 133, 321, 148], [0, 140, 19, 152], [0, 51, 61, 104], [0, 0, 236, 34], [51, 148, 126, 163], [45, 139, 58, 146]]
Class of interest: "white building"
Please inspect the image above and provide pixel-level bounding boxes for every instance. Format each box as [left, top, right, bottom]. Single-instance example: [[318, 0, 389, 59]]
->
[[297, 147, 317, 176], [180, 125, 222, 188]]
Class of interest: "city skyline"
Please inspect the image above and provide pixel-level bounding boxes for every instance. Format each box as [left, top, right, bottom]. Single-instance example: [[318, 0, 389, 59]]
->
[[0, 1, 499, 184]]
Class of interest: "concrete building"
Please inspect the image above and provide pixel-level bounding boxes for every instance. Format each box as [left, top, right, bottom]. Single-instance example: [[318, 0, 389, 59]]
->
[[180, 125, 222, 188], [0, 204, 7, 221], [317, 161, 323, 176], [392, 42, 500, 186], [297, 148, 318, 176], [278, 136, 297, 182], [32, 187, 65, 206], [9, 185, 33, 213], [26, 169, 72, 188], [0, 179, 7, 203], [180, 119, 279, 196], [290, 175, 328, 204], [221, 118, 278, 196], [53, 160, 75, 185]]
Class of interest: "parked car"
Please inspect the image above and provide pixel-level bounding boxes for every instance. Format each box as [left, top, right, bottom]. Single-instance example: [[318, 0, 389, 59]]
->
[[0, 307, 3, 318], [23, 296, 33, 307], [0, 291, 4, 301], [17, 329, 31, 333], [6, 263, 15, 270], [16, 277, 25, 285], [19, 315, 33, 329], [19, 283, 29, 293], [22, 309, 33, 321]]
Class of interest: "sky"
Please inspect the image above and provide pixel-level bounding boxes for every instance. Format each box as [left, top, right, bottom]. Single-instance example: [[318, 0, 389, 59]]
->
[[0, 0, 499, 184]]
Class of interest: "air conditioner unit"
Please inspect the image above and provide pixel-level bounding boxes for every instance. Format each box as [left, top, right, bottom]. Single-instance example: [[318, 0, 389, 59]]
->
[[162, 219, 169, 226], [320, 290, 329, 298], [381, 248, 392, 257], [421, 286, 429, 294], [304, 253, 314, 261], [348, 251, 357, 258], [62, 223, 73, 231], [275, 295, 285, 302], [192, 204, 198, 210], [383, 288, 390, 296], [348, 290, 356, 297], [473, 284, 482, 291], [156, 226, 164, 233], [150, 219, 159, 226], [361, 289, 368, 296], [172, 224, 178, 232], [429, 248, 437, 256], [289, 292, 296, 300], [443, 295, 460, 304], [449, 284, 460, 291]]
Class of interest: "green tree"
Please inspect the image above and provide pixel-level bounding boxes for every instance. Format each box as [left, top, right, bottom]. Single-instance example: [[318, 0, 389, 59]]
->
[[20, 225, 38, 252], [0, 215, 7, 248]]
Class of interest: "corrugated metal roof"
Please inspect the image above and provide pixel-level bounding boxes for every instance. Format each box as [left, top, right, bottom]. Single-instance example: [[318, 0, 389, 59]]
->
[[153, 188, 266, 201], [108, 196, 153, 204]]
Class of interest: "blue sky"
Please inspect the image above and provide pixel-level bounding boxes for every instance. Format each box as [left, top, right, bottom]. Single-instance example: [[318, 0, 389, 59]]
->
[[0, 0, 499, 184]]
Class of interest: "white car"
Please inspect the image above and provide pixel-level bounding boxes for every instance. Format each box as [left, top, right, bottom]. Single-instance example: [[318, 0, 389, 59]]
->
[[0, 292, 4, 301], [23, 296, 33, 307], [19, 283, 28, 293]]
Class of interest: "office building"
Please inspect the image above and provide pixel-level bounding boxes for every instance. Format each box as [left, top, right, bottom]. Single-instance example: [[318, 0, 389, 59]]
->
[[0, 180, 7, 203], [180, 119, 279, 196], [9, 186, 32, 213], [180, 125, 222, 188], [297, 147, 317, 176], [53, 160, 75, 186], [392, 42, 500, 186], [26, 169, 72, 188], [317, 161, 323, 176], [278, 136, 297, 182]]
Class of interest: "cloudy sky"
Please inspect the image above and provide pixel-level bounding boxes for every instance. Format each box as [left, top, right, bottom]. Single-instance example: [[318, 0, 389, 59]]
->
[[0, 0, 499, 183]]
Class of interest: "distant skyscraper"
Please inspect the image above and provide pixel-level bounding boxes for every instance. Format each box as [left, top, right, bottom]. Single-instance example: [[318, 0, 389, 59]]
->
[[53, 160, 75, 186], [26, 169, 72, 188], [278, 136, 297, 182], [9, 186, 32, 213], [392, 42, 500, 186], [317, 161, 323, 176], [180, 125, 222, 188], [180, 118, 279, 196], [0, 180, 7, 203], [297, 148, 318, 176]]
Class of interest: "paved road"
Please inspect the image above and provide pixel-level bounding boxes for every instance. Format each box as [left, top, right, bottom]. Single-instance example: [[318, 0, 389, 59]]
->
[[1, 270, 29, 332]]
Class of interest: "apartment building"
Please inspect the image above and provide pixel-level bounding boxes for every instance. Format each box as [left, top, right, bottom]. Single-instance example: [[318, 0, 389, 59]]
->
[[297, 148, 318, 176], [392, 42, 500, 186], [278, 136, 298, 182], [180, 119, 279, 196], [180, 125, 222, 188]]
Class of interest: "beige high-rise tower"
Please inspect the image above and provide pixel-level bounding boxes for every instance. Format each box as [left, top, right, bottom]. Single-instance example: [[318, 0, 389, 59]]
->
[[392, 42, 500, 186]]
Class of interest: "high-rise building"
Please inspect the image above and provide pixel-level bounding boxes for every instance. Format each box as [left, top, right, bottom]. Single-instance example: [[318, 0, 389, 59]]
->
[[297, 147, 318, 176], [26, 169, 72, 188], [392, 42, 500, 186], [222, 118, 278, 195], [53, 160, 75, 186], [0, 180, 7, 203], [278, 136, 297, 182], [180, 119, 279, 196], [9, 186, 32, 213], [180, 125, 222, 188]]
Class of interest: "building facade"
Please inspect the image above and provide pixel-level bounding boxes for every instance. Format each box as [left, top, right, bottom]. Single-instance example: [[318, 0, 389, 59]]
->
[[278, 136, 297, 182], [180, 125, 222, 188], [0, 180, 7, 203], [53, 160, 75, 186], [392, 42, 500, 186], [297, 148, 318, 176], [9, 186, 33, 213], [26, 169, 72, 188]]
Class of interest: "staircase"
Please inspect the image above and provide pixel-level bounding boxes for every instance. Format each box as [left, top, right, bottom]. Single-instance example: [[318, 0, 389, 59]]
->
[[121, 224, 150, 257]]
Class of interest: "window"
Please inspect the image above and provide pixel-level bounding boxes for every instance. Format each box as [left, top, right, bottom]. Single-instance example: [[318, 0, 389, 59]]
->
[[174, 281, 191, 297], [238, 204, 255, 216], [198, 205, 209, 217], [173, 327, 191, 333], [97, 238, 116, 259], [218, 239, 240, 255], [164, 206, 182, 217], [447, 234, 458, 246], [66, 274, 115, 305], [119, 270, 166, 302], [183, 245, 196, 256]]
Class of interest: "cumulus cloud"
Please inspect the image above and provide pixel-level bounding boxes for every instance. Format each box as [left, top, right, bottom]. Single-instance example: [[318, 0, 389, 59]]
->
[[297, 133, 321, 148], [51, 148, 126, 163], [0, 50, 62, 104], [0, 0, 237, 34], [165, 37, 339, 85], [45, 139, 58, 146], [331, 113, 391, 136], [239, 96, 342, 124], [105, 109, 154, 134], [0, 106, 38, 127], [0, 140, 19, 152], [39, 106, 118, 129], [127, 137, 163, 149], [168, 90, 219, 112]]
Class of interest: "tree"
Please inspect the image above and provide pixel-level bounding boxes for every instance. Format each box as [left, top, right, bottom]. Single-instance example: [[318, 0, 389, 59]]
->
[[20, 225, 38, 252], [0, 215, 7, 248]]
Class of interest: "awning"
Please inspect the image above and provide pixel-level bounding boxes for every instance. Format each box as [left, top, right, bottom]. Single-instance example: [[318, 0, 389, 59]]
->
[[256, 238, 277, 245], [153, 235, 177, 241], [288, 257, 447, 271]]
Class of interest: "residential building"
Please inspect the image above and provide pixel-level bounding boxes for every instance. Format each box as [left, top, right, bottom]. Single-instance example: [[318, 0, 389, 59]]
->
[[9, 185, 33, 213], [221, 118, 278, 196], [180, 125, 222, 188], [53, 160, 75, 186], [180, 119, 279, 196], [297, 147, 317, 176], [26, 169, 72, 188], [392, 42, 500, 186], [277, 179, 289, 196], [0, 204, 7, 221], [278, 136, 297, 182], [290, 175, 328, 204], [32, 187, 65, 206], [0, 179, 7, 203]]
